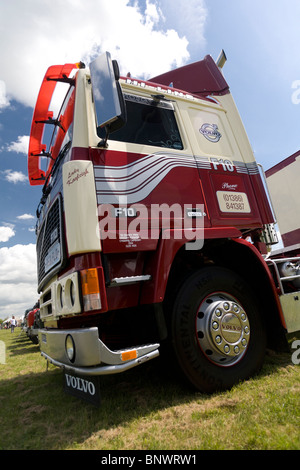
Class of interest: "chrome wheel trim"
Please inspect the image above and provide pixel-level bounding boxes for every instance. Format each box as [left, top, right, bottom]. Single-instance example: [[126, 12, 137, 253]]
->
[[196, 293, 250, 367]]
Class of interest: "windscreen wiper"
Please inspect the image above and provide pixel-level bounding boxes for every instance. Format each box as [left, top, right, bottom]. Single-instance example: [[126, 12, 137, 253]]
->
[[35, 116, 65, 132]]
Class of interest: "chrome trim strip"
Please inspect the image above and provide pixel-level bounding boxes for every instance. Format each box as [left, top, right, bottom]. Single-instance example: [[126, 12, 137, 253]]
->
[[110, 275, 151, 286], [41, 349, 160, 376]]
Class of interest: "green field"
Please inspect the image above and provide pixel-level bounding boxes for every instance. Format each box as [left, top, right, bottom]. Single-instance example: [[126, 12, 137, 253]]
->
[[0, 328, 299, 450]]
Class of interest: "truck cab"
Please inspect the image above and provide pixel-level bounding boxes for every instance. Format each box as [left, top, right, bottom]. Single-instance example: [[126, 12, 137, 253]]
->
[[28, 52, 295, 396]]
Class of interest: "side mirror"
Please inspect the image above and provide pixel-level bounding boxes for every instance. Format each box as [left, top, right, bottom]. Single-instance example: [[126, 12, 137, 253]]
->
[[90, 52, 126, 143]]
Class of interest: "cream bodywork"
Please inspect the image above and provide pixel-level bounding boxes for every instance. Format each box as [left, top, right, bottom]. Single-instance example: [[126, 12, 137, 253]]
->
[[63, 69, 101, 255], [267, 155, 300, 242], [63, 160, 100, 255]]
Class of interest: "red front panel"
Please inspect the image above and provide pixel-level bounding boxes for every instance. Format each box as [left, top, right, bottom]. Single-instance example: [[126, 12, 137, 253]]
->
[[91, 147, 210, 255], [91, 148, 271, 241]]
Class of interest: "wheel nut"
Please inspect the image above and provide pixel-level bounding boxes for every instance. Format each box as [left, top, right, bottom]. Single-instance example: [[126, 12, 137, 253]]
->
[[224, 344, 230, 353], [224, 302, 230, 311], [215, 308, 222, 317], [212, 321, 219, 330], [215, 335, 222, 344]]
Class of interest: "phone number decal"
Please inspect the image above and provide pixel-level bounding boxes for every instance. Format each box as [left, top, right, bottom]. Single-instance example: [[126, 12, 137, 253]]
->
[[217, 191, 251, 213]]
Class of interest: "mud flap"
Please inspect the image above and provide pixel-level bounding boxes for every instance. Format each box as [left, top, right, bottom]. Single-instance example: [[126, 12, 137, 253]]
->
[[63, 369, 101, 407]]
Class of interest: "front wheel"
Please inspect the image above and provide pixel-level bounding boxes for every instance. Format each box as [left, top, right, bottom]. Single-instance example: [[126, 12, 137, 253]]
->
[[171, 266, 266, 393]]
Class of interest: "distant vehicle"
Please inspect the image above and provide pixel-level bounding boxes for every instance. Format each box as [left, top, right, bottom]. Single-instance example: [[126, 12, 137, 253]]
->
[[23, 304, 42, 344]]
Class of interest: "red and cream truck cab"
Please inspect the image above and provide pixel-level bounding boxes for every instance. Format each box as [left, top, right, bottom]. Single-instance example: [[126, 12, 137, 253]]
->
[[28, 51, 299, 401]]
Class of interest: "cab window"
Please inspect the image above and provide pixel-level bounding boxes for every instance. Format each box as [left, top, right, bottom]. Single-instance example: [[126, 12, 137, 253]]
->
[[107, 94, 183, 150]]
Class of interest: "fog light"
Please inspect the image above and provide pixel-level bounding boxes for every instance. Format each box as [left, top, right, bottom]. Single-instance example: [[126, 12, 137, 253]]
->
[[65, 334, 76, 363]]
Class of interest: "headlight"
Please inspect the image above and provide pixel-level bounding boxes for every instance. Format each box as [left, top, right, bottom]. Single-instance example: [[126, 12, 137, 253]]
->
[[65, 334, 76, 363]]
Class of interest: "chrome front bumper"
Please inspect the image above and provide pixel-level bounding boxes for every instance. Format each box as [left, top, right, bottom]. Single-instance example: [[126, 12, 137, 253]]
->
[[38, 327, 160, 376]]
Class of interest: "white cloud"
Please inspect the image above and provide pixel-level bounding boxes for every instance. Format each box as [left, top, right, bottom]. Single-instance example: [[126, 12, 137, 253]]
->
[[0, 244, 38, 319], [158, 0, 207, 47], [0, 0, 197, 109], [0, 80, 9, 110], [17, 214, 35, 220], [0, 226, 15, 243], [3, 170, 27, 184], [7, 135, 29, 155], [145, 0, 163, 26], [0, 244, 37, 283]]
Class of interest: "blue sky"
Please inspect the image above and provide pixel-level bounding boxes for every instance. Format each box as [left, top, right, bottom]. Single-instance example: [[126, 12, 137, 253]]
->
[[1, 0, 300, 318]]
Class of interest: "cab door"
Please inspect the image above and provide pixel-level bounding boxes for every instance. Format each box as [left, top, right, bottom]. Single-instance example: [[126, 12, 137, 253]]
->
[[94, 89, 210, 252], [179, 98, 262, 232]]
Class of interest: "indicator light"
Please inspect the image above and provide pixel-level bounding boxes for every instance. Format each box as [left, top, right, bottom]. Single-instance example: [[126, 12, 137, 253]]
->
[[121, 350, 137, 362], [80, 268, 101, 311]]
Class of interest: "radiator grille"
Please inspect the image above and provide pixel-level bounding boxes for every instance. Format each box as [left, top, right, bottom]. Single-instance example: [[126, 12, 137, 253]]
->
[[36, 195, 65, 291]]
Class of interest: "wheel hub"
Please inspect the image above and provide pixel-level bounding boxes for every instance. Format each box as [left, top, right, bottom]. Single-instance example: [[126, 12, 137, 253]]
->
[[196, 294, 250, 366]]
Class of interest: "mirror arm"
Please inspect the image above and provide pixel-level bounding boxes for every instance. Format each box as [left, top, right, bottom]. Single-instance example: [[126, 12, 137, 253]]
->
[[97, 127, 109, 148]]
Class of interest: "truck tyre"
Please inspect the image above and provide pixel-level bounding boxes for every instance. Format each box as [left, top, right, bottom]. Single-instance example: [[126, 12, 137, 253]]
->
[[30, 335, 39, 345], [171, 266, 266, 393]]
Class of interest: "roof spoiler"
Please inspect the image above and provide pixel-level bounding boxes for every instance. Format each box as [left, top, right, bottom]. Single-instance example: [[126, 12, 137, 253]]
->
[[148, 54, 229, 98]]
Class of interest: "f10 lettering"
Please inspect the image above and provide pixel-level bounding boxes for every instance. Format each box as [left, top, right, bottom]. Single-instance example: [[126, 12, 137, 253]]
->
[[114, 207, 137, 217], [211, 158, 234, 172]]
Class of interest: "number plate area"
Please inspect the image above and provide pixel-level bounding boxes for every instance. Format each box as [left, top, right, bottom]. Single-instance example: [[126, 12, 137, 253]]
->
[[63, 370, 101, 406], [44, 241, 61, 273], [217, 191, 251, 213]]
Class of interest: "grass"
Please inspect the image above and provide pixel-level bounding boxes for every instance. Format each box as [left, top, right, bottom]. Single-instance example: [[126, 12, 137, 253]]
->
[[0, 328, 299, 450]]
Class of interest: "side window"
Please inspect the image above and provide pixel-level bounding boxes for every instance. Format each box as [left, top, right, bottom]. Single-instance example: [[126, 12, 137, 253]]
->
[[107, 94, 183, 150], [45, 87, 74, 183], [50, 87, 75, 161]]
